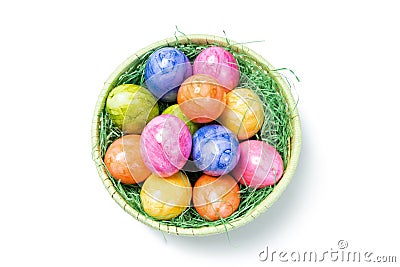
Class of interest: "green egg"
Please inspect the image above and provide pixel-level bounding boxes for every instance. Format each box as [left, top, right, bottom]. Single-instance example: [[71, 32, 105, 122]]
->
[[162, 104, 200, 135], [106, 84, 159, 134]]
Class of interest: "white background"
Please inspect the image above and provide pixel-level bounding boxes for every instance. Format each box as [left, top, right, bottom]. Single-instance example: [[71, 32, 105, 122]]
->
[[1, 0, 399, 266]]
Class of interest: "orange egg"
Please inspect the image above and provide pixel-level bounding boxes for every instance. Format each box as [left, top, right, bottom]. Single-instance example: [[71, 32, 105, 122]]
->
[[140, 172, 192, 220], [177, 74, 226, 123], [104, 135, 151, 184], [219, 88, 264, 140], [193, 174, 240, 221]]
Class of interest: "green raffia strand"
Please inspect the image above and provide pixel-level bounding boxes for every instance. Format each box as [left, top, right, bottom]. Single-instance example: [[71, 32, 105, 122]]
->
[[98, 37, 293, 229]]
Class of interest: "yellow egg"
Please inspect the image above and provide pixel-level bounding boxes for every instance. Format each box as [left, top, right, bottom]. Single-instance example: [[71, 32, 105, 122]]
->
[[219, 88, 264, 140], [140, 172, 192, 220]]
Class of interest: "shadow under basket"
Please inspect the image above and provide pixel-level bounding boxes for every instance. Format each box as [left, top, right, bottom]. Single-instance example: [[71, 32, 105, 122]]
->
[[91, 34, 302, 236]]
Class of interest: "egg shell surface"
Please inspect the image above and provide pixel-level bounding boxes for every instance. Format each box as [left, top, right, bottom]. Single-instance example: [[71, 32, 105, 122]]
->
[[144, 47, 192, 102], [219, 88, 264, 140], [140, 172, 192, 220], [104, 135, 151, 184], [140, 114, 192, 177], [193, 174, 240, 221], [106, 84, 159, 134], [193, 46, 239, 91], [192, 125, 240, 176], [177, 74, 226, 123], [231, 140, 284, 188]]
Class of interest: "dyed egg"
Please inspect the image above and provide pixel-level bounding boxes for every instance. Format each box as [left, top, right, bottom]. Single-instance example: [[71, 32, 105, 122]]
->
[[193, 46, 239, 91], [193, 174, 240, 221], [177, 74, 226, 123], [140, 172, 192, 220], [161, 104, 200, 135], [106, 84, 159, 134], [144, 47, 192, 102], [219, 88, 264, 140], [192, 125, 240, 176], [231, 140, 284, 188], [103, 135, 151, 184], [140, 114, 192, 177]]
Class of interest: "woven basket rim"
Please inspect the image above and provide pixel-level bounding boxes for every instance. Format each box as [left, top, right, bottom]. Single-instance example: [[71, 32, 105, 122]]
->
[[91, 34, 302, 236]]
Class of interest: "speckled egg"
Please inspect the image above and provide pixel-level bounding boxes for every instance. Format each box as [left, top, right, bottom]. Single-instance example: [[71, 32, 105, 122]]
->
[[219, 88, 264, 140], [144, 47, 192, 102], [106, 84, 159, 134], [177, 74, 226, 123], [161, 104, 200, 135], [104, 135, 151, 184], [140, 114, 192, 177], [140, 172, 192, 220], [192, 125, 240, 176], [231, 140, 284, 188], [193, 46, 239, 91], [193, 174, 240, 221]]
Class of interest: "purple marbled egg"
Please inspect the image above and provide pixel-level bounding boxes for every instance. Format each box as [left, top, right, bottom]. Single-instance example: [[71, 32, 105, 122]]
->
[[192, 124, 240, 176], [140, 114, 192, 177], [145, 47, 192, 102]]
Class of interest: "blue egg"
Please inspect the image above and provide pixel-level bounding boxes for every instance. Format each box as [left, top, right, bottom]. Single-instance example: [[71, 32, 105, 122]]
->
[[144, 47, 192, 102], [192, 125, 240, 176]]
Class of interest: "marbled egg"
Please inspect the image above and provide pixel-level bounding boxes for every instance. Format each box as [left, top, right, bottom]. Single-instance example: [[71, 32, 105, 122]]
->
[[231, 140, 284, 188], [106, 84, 159, 134], [140, 172, 192, 220], [192, 125, 239, 176], [104, 135, 151, 184], [161, 104, 200, 135], [193, 46, 239, 91], [193, 174, 240, 221], [177, 74, 226, 123], [144, 47, 192, 102], [140, 114, 192, 177], [219, 88, 264, 140]]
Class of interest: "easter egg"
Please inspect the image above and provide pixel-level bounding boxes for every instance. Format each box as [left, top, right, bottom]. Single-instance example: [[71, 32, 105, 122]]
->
[[219, 88, 264, 140], [231, 140, 284, 188], [192, 125, 240, 176], [106, 84, 159, 134], [140, 114, 192, 177], [140, 172, 192, 220], [193, 46, 239, 91], [177, 74, 226, 123], [103, 135, 151, 184], [161, 104, 200, 135], [193, 174, 240, 221], [144, 47, 192, 102]]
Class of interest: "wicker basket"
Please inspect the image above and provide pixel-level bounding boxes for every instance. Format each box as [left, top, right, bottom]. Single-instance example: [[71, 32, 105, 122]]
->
[[91, 34, 301, 236]]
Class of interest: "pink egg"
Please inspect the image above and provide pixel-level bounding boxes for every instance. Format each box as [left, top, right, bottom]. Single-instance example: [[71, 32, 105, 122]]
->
[[193, 46, 239, 91], [140, 114, 192, 177], [231, 140, 284, 188]]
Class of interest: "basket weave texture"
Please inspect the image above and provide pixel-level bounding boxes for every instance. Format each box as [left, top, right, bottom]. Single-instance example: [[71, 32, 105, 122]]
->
[[91, 34, 301, 236]]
